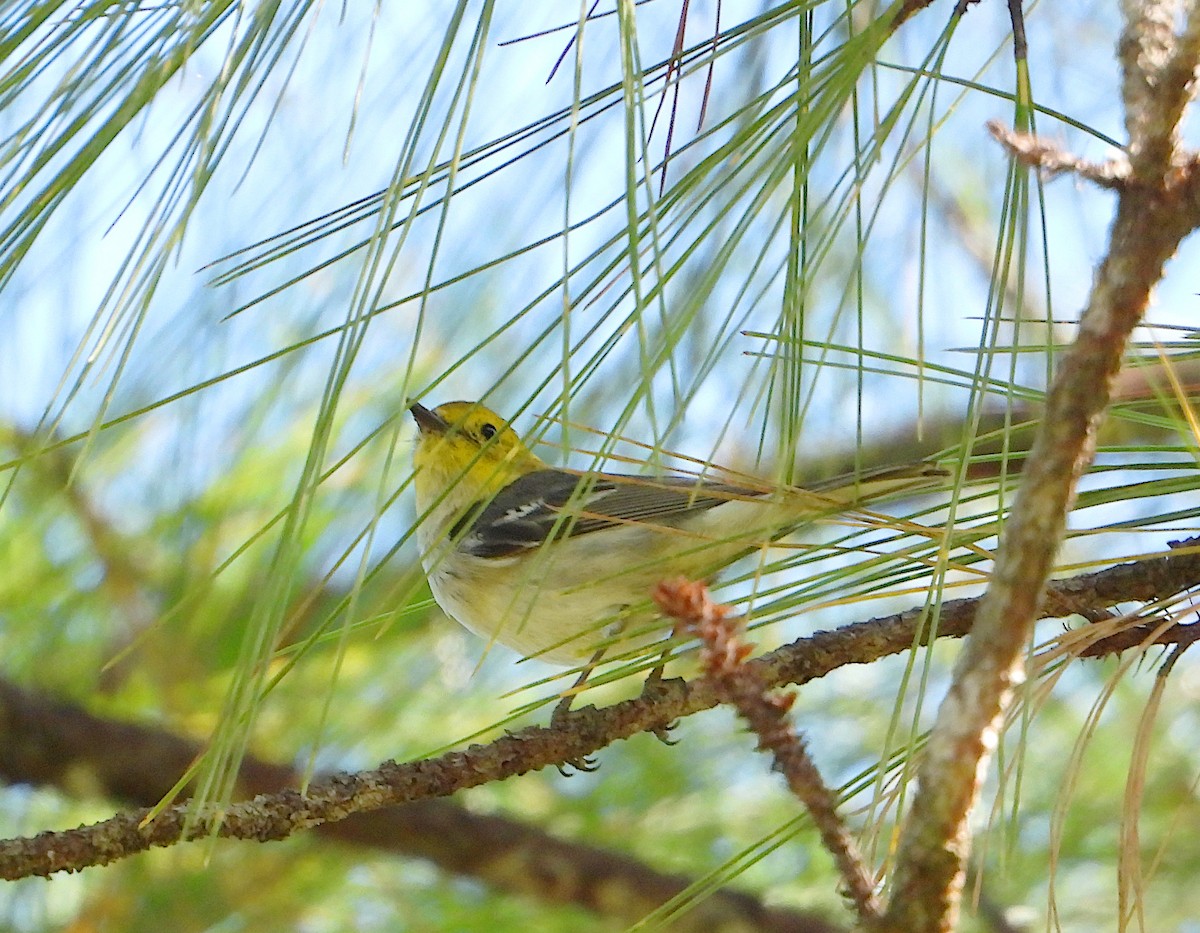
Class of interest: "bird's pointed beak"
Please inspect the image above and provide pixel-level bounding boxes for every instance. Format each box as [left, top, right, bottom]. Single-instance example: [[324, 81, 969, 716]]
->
[[409, 401, 449, 434]]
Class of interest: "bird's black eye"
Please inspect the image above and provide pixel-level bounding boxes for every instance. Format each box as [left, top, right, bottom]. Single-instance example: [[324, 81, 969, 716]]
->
[[479, 423, 498, 441]]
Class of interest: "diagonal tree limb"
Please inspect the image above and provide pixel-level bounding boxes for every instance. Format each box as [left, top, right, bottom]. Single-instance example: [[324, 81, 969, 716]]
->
[[881, 1, 1200, 929]]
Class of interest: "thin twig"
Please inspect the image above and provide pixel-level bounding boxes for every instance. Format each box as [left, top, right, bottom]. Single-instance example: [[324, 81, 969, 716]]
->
[[987, 121, 1131, 188], [656, 579, 881, 925], [1007, 0, 1027, 60]]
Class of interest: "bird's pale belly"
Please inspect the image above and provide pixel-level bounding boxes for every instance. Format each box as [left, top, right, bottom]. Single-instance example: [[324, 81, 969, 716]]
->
[[424, 547, 671, 665], [418, 498, 789, 665], [418, 519, 726, 665]]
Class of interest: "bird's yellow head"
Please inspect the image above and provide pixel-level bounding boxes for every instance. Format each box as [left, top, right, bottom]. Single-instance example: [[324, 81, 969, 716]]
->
[[409, 401, 544, 516]]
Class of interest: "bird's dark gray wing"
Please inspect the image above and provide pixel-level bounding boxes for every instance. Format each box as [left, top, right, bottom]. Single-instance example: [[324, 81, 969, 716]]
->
[[452, 469, 762, 559]]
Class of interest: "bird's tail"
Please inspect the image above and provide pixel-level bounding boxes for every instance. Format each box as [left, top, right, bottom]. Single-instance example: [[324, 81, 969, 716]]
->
[[799, 461, 949, 509]]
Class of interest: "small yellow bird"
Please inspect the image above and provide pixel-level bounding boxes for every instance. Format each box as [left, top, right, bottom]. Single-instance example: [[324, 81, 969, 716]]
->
[[410, 400, 945, 676]]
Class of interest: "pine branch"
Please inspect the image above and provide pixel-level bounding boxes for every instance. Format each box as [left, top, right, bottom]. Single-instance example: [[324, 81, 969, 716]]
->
[[0, 677, 833, 933], [3, 541, 1199, 882]]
